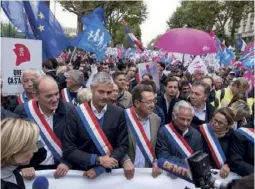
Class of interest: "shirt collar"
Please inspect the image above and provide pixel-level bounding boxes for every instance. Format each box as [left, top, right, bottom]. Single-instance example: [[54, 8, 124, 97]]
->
[[194, 103, 207, 112], [38, 104, 55, 119], [90, 101, 107, 115], [182, 128, 189, 137], [134, 108, 149, 123]]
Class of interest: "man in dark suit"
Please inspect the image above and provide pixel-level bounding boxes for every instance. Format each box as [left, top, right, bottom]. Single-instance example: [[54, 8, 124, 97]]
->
[[156, 100, 203, 165], [189, 81, 215, 130], [122, 84, 161, 180], [62, 72, 128, 179], [156, 77, 180, 124], [15, 76, 73, 180]]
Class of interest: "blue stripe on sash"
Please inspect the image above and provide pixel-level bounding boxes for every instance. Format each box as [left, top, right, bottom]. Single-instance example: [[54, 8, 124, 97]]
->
[[162, 126, 188, 159], [207, 125, 226, 162], [124, 111, 153, 166], [24, 102, 61, 161], [76, 106, 106, 155]]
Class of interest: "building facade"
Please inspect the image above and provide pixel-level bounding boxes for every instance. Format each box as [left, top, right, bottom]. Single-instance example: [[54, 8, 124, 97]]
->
[[225, 12, 254, 42]]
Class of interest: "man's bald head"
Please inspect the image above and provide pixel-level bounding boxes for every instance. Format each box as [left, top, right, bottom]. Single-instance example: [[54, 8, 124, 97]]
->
[[33, 76, 58, 94]]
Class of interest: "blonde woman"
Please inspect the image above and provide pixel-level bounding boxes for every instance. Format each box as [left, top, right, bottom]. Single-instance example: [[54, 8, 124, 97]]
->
[[1, 118, 40, 189], [229, 100, 251, 129]]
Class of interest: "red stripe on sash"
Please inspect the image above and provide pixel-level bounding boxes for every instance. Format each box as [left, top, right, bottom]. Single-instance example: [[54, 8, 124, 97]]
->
[[84, 102, 113, 152], [200, 124, 221, 168], [168, 123, 193, 154], [32, 100, 62, 148], [17, 95, 22, 104], [130, 107, 155, 158], [61, 89, 67, 102]]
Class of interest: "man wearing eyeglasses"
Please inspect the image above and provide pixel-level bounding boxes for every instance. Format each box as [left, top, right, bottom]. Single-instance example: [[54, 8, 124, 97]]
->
[[122, 84, 162, 180]]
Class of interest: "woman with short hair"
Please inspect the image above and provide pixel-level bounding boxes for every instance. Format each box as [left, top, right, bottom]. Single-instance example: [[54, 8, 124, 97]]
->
[[200, 107, 235, 179], [1, 118, 39, 189]]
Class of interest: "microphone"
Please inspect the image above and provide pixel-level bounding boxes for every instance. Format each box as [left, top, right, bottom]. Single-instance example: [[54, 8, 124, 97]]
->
[[32, 176, 49, 189], [157, 158, 193, 183]]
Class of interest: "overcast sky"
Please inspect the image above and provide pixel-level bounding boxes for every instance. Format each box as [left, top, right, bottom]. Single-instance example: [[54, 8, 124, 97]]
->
[[1, 0, 181, 46]]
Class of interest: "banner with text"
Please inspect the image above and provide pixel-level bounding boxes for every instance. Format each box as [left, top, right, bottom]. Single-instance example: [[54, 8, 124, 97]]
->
[[1, 37, 42, 95]]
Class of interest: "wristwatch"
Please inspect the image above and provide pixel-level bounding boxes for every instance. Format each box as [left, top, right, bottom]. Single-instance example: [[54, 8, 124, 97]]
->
[[95, 156, 100, 165]]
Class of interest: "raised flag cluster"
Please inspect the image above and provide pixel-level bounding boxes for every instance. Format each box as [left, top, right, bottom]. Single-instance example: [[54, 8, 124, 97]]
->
[[1, 1, 70, 60]]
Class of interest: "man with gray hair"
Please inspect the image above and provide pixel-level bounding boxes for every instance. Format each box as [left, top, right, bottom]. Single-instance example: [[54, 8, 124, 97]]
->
[[156, 100, 203, 165], [17, 68, 42, 104], [61, 70, 84, 105], [63, 72, 128, 179]]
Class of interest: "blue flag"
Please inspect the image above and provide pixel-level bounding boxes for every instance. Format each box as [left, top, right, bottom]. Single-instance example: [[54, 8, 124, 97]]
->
[[82, 7, 106, 29], [220, 48, 235, 66], [2, 1, 70, 60], [23, 1, 70, 60], [1, 1, 34, 39], [71, 15, 111, 61]]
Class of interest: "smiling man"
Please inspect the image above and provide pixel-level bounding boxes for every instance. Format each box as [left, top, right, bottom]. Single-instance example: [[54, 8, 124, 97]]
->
[[156, 100, 203, 165], [14, 76, 74, 180]]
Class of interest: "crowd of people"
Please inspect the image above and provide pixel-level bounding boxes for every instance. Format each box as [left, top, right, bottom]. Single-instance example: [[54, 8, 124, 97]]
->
[[1, 50, 254, 189]]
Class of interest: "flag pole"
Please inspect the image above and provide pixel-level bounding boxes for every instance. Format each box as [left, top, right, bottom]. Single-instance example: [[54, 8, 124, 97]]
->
[[69, 47, 77, 64]]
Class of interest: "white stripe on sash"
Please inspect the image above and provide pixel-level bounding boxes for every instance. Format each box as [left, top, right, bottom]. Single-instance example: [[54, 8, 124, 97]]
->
[[76, 102, 113, 155], [61, 88, 72, 103], [163, 123, 193, 158], [200, 124, 226, 168], [125, 108, 155, 166], [25, 100, 62, 160]]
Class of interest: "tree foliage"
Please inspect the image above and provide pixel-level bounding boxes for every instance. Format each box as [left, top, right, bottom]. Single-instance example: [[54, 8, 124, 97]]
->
[[0, 22, 24, 38], [58, 1, 148, 46], [167, 1, 254, 44]]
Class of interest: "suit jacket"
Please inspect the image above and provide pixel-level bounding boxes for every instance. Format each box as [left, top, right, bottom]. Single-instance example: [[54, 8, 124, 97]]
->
[[1, 107, 20, 120], [122, 113, 161, 168], [156, 95, 179, 124], [62, 103, 128, 171], [156, 124, 203, 165], [117, 90, 132, 108], [191, 101, 215, 130], [14, 99, 75, 169]]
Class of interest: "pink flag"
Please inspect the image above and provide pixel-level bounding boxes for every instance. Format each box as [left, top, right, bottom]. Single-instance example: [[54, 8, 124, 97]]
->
[[243, 70, 254, 92]]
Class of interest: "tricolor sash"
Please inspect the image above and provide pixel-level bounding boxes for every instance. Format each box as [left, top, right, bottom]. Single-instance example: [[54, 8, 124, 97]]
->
[[236, 128, 254, 144], [24, 100, 62, 160], [61, 88, 72, 103], [163, 123, 193, 158], [17, 92, 27, 104], [76, 102, 113, 155], [125, 107, 155, 166], [200, 124, 226, 168]]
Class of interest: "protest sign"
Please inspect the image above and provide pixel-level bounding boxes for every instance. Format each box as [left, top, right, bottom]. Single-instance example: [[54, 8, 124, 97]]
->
[[187, 56, 208, 74], [137, 62, 159, 89], [1, 37, 42, 95]]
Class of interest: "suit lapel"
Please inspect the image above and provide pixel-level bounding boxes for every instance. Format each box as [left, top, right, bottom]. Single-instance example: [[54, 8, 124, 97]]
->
[[102, 104, 113, 131]]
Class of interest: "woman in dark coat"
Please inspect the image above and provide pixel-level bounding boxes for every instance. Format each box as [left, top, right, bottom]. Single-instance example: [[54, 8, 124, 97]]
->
[[200, 107, 235, 179]]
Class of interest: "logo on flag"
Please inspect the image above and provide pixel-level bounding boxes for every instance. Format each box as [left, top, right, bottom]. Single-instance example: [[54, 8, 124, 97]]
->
[[13, 43, 31, 66]]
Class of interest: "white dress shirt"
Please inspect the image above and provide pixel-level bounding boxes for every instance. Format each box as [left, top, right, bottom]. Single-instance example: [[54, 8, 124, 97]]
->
[[194, 103, 207, 121], [38, 105, 55, 165], [91, 101, 107, 119]]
